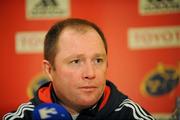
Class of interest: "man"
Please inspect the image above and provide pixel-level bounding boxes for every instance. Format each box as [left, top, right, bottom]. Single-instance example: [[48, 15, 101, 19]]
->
[[3, 18, 155, 120]]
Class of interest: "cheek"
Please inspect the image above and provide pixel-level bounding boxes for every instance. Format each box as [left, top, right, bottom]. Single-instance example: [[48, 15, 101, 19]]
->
[[55, 67, 81, 84], [95, 69, 107, 85], [52, 68, 80, 95], [97, 66, 107, 78]]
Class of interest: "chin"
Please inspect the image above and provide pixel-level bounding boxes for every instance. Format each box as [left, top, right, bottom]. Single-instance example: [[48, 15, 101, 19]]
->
[[77, 97, 100, 108]]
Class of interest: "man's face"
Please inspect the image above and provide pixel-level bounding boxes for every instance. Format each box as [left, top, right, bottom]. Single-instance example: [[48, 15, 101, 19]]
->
[[48, 27, 107, 111]]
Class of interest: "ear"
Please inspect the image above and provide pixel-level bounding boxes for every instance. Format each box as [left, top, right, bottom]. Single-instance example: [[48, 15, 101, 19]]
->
[[43, 60, 54, 81]]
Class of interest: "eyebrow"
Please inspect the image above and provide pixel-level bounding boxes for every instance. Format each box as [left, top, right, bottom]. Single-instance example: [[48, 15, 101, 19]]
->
[[93, 53, 107, 58], [64, 53, 107, 61]]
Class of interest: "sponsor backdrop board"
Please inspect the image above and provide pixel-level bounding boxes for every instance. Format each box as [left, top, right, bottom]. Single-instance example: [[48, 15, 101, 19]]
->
[[0, 0, 180, 119]]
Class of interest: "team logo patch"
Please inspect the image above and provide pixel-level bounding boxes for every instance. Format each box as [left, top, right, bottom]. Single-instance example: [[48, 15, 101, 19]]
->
[[27, 73, 49, 98], [141, 63, 179, 96]]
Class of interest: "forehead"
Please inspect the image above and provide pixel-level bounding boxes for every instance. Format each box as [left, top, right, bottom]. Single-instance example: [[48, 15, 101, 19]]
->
[[56, 27, 106, 56], [60, 26, 102, 43], [61, 25, 93, 36]]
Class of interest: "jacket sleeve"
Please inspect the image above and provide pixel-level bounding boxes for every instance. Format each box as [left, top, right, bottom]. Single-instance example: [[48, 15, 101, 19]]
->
[[115, 99, 155, 120], [3, 102, 35, 120]]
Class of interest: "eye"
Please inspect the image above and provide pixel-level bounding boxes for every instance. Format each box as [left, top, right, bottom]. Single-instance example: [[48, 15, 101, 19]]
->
[[70, 59, 80, 64], [95, 58, 104, 64]]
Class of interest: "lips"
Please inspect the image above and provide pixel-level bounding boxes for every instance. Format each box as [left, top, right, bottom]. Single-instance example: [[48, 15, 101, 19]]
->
[[80, 86, 97, 88], [79, 86, 97, 92]]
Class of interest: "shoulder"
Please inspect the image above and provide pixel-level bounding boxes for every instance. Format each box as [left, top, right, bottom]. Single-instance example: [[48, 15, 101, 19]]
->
[[115, 99, 155, 120], [3, 101, 35, 120]]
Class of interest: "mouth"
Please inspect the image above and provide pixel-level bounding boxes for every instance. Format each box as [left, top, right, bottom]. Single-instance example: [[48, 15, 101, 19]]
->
[[79, 86, 97, 92]]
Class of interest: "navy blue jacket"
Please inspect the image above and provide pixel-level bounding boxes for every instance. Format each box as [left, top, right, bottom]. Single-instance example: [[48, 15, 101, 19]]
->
[[3, 80, 155, 120]]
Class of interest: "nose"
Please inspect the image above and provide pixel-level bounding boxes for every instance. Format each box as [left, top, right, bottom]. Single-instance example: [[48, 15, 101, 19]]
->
[[82, 62, 96, 80]]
